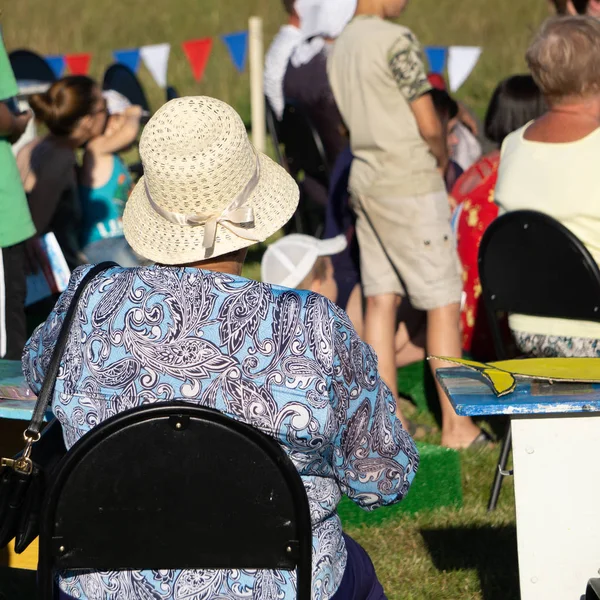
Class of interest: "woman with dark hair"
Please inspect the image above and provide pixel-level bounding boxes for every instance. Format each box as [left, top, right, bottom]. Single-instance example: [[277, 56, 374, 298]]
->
[[16, 75, 109, 269], [430, 88, 464, 191], [551, 0, 600, 16], [450, 75, 546, 358]]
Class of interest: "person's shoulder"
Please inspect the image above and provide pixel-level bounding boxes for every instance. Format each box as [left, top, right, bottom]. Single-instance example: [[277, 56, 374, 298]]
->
[[266, 281, 314, 305], [36, 138, 73, 166], [16, 137, 40, 160], [500, 125, 529, 155], [267, 25, 301, 53], [263, 284, 346, 321], [345, 17, 415, 52], [371, 17, 414, 40]]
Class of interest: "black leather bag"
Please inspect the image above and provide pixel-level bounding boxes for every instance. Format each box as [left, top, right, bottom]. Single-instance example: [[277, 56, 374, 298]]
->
[[0, 262, 116, 553]]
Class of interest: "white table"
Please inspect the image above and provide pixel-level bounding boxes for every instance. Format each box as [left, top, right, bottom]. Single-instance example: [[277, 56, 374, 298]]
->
[[438, 366, 600, 600]]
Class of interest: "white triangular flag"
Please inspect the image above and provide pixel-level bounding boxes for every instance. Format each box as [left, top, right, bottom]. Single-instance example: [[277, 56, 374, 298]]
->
[[140, 43, 170, 88], [448, 46, 482, 92]]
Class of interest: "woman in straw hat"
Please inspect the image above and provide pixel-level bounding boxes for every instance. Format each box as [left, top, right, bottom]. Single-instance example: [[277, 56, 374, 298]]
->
[[23, 96, 418, 600]]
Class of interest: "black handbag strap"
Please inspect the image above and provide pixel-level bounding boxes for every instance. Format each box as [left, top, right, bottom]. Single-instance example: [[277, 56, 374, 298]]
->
[[25, 262, 118, 439]]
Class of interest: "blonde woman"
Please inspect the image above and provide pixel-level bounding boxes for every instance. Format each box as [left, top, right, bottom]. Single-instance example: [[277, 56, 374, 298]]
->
[[495, 16, 600, 356]]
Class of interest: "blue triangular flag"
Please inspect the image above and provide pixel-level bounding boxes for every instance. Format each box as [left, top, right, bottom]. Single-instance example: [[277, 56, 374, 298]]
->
[[424, 46, 447, 74], [113, 48, 141, 74], [221, 31, 248, 73], [45, 55, 66, 78]]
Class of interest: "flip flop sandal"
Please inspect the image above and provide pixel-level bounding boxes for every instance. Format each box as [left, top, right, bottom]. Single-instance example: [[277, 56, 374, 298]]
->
[[468, 429, 495, 449]]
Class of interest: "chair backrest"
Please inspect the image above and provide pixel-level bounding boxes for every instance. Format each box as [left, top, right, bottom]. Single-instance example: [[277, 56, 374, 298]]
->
[[478, 210, 600, 358], [38, 402, 312, 600], [102, 63, 150, 112], [265, 96, 286, 168], [166, 85, 179, 102], [280, 99, 330, 188], [9, 49, 56, 84]]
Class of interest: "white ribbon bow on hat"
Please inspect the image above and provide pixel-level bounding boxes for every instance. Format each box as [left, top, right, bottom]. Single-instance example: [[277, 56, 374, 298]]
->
[[144, 154, 263, 249]]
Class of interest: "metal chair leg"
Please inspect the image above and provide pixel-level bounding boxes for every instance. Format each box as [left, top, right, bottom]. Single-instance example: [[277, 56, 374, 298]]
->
[[488, 423, 512, 511]]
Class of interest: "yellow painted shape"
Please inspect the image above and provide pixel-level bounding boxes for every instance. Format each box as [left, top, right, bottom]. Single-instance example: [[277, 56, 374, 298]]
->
[[429, 356, 516, 396], [481, 368, 516, 396], [492, 358, 600, 382], [2, 537, 38, 570], [430, 356, 600, 396]]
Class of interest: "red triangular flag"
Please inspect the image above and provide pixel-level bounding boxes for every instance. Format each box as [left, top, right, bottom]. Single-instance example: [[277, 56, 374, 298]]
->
[[182, 38, 213, 82], [65, 53, 92, 76]]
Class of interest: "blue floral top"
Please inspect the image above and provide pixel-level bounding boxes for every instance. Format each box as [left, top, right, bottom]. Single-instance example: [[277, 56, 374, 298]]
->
[[23, 265, 419, 600]]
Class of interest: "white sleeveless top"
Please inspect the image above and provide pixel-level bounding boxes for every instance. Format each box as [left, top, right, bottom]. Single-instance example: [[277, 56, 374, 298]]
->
[[495, 123, 600, 339]]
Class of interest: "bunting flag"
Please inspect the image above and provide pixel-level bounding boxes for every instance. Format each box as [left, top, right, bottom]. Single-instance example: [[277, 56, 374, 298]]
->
[[140, 43, 170, 88], [182, 38, 213, 82], [447, 46, 482, 92], [221, 31, 248, 73], [36, 35, 479, 92], [424, 46, 447, 75], [65, 53, 92, 76], [113, 48, 141, 74], [45, 55, 66, 78]]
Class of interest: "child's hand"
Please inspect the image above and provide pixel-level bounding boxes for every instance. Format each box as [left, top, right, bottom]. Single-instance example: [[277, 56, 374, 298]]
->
[[448, 194, 458, 212], [124, 105, 144, 120]]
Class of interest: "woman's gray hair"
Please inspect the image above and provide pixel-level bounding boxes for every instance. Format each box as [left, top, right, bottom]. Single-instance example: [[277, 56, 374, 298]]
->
[[526, 16, 600, 104]]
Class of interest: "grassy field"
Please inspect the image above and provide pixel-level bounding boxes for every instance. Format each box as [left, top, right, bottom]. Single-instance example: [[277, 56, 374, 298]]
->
[[3, 0, 551, 120], [346, 403, 518, 600]]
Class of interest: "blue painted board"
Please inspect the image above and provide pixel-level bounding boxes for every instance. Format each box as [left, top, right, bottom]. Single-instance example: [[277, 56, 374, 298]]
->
[[437, 367, 600, 417], [0, 360, 40, 421], [0, 398, 39, 421]]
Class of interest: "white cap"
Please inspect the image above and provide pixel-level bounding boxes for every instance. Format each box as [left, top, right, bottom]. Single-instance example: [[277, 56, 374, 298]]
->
[[261, 234, 347, 288], [102, 89, 132, 115], [296, 0, 357, 40]]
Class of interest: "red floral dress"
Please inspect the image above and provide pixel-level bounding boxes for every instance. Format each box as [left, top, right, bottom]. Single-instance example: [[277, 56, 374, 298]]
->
[[451, 151, 501, 358]]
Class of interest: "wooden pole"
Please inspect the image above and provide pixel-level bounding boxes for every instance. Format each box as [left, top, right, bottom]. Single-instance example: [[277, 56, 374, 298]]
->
[[249, 16, 266, 153]]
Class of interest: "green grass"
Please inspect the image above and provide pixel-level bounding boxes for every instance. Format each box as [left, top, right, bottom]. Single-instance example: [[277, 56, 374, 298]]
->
[[3, 0, 551, 121], [345, 432, 518, 600]]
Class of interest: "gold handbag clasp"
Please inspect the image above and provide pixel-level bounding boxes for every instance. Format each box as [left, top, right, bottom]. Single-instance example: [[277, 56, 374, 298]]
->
[[1, 456, 32, 475], [0, 429, 41, 475]]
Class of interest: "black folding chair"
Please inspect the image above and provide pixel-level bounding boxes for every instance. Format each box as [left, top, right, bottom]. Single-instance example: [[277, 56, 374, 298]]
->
[[38, 402, 312, 600], [102, 63, 150, 113], [279, 99, 329, 237], [478, 210, 600, 511], [587, 578, 600, 599], [166, 85, 180, 102], [9, 49, 56, 83]]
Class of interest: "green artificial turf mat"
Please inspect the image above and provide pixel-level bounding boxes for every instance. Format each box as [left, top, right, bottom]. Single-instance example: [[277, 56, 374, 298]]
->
[[338, 441, 462, 527]]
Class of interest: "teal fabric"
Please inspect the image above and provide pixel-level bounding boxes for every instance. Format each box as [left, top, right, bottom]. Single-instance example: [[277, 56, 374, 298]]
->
[[80, 155, 132, 246]]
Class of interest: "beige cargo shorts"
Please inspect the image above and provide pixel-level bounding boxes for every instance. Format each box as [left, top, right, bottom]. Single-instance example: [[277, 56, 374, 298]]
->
[[351, 190, 462, 311]]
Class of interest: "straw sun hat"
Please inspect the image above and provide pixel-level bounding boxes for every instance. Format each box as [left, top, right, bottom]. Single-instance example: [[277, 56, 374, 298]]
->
[[123, 96, 299, 264]]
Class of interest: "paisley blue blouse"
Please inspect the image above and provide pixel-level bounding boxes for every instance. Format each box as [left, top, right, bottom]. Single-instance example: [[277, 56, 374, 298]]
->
[[23, 264, 419, 600]]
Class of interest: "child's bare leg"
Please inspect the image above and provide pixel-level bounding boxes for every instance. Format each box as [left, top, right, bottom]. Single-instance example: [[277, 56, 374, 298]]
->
[[427, 302, 481, 448], [364, 293, 408, 428]]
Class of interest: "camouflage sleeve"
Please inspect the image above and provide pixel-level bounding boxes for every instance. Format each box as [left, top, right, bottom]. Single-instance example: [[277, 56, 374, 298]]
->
[[387, 32, 432, 103]]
